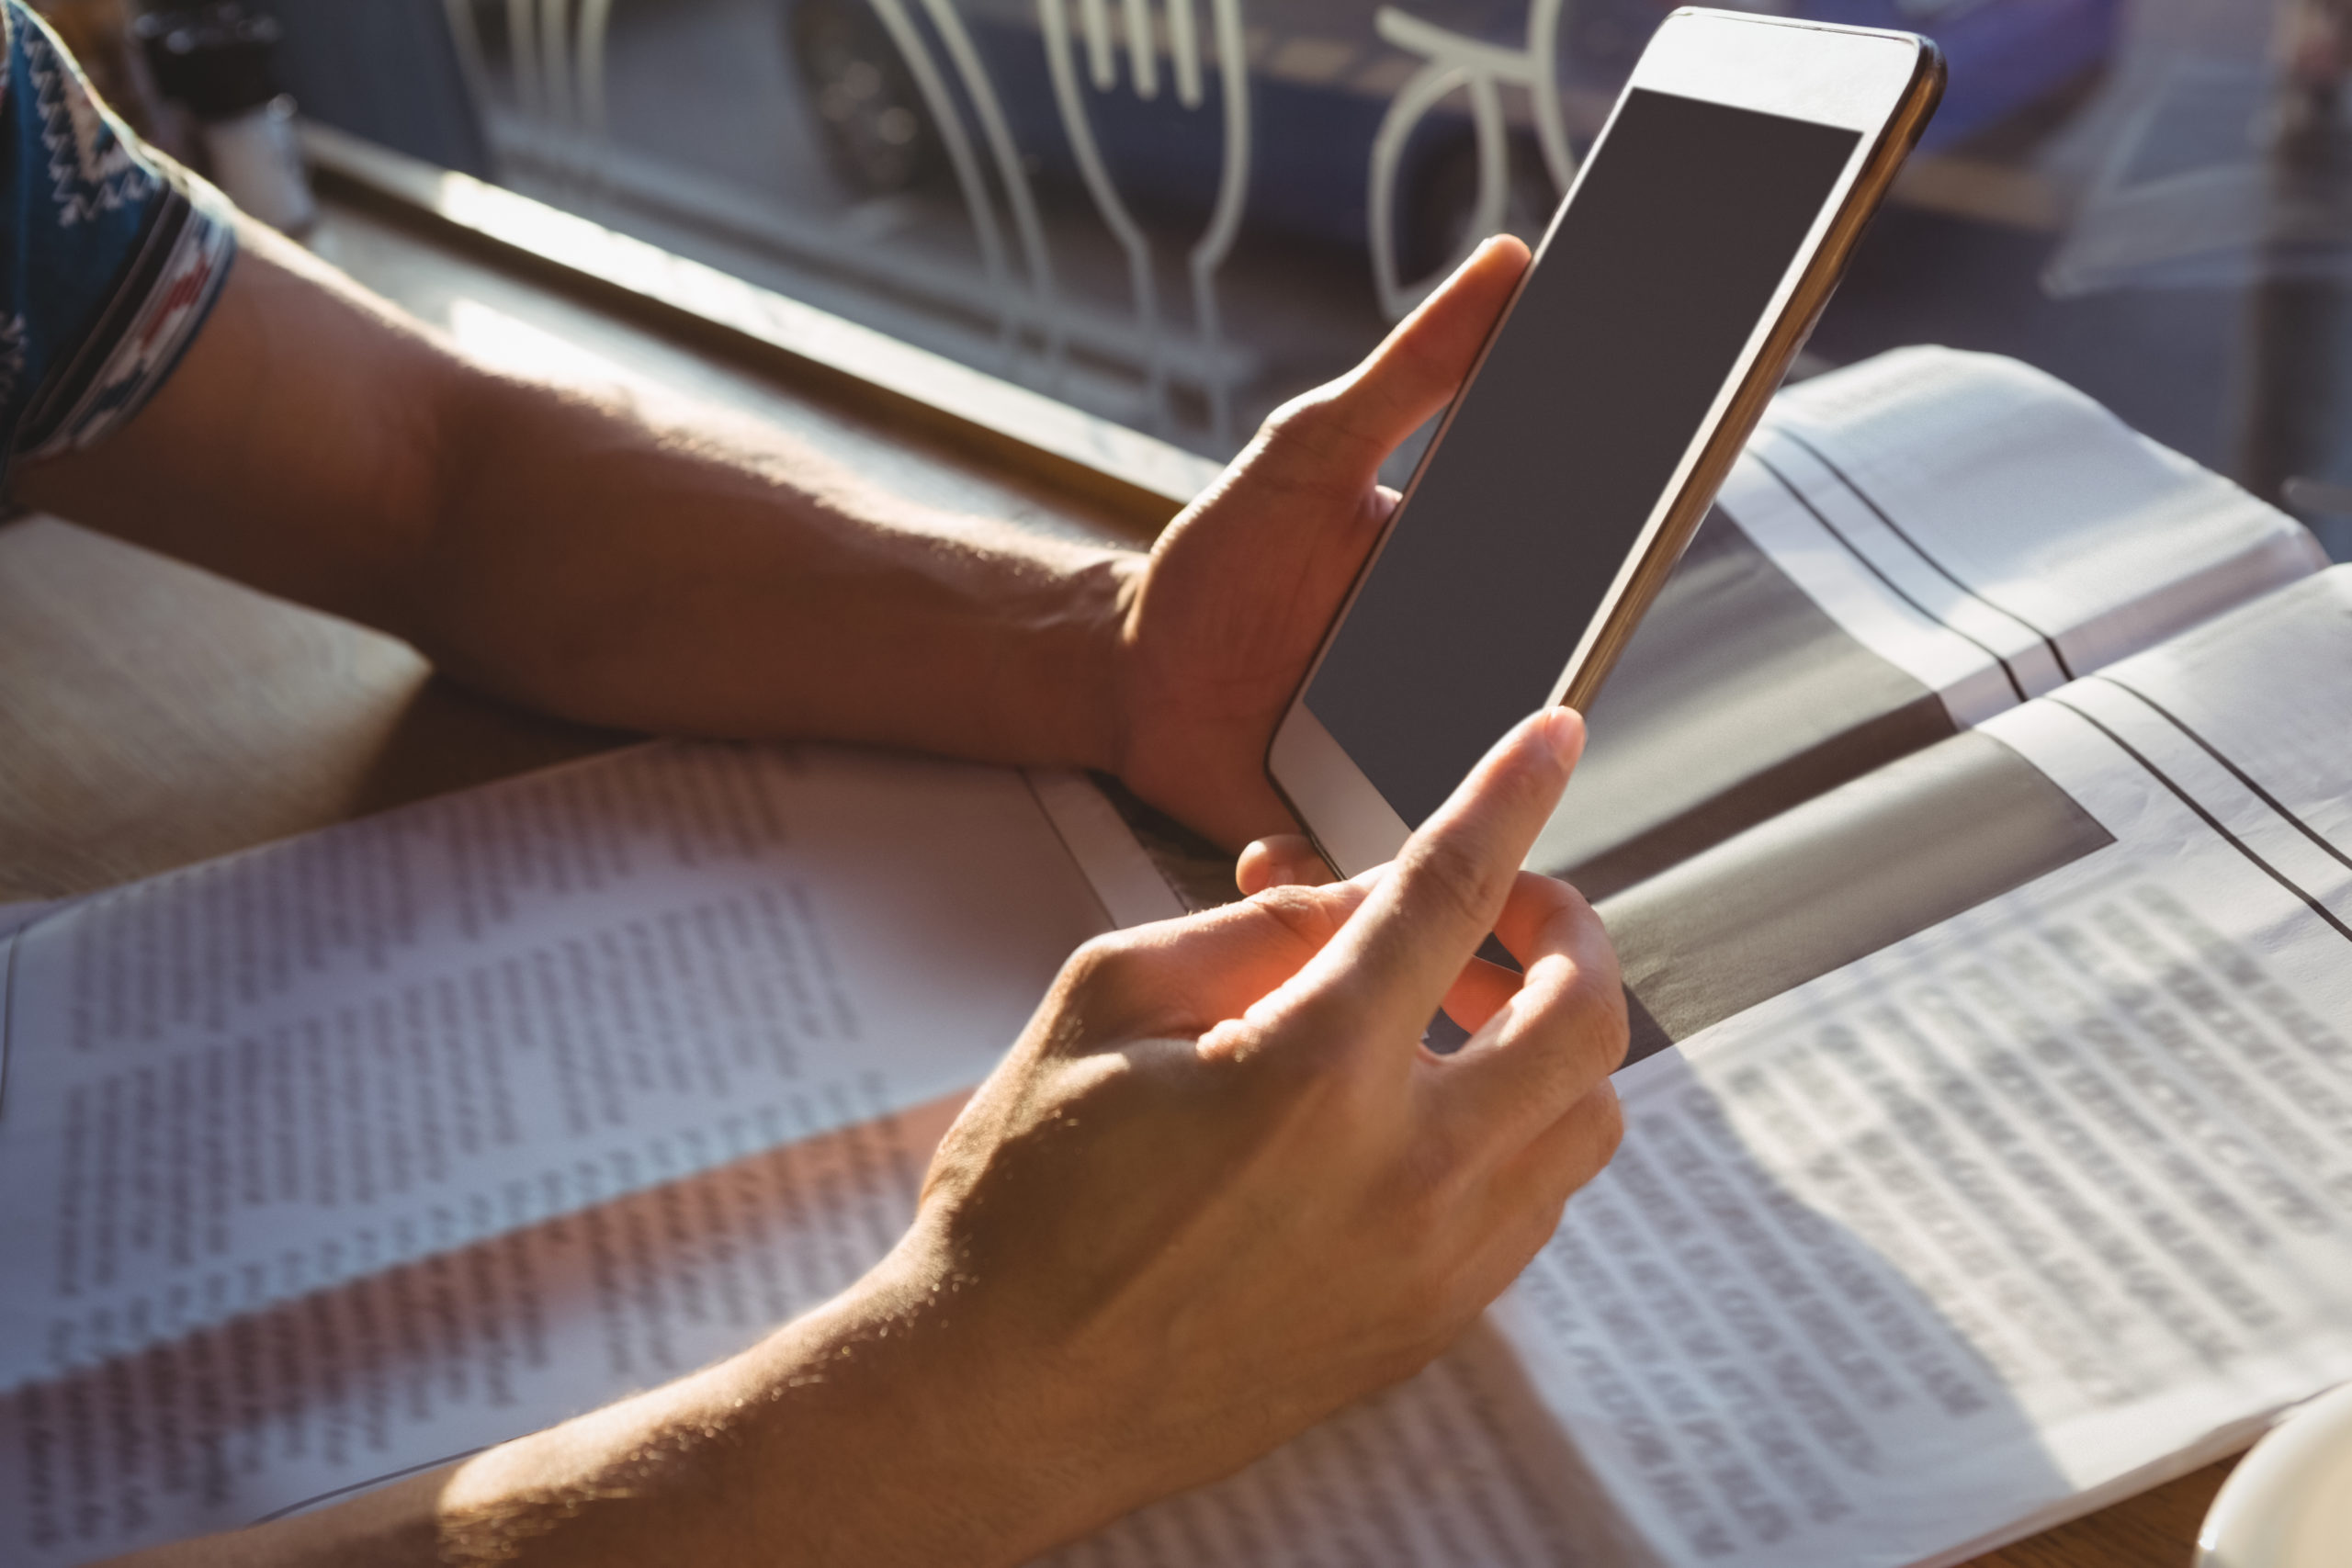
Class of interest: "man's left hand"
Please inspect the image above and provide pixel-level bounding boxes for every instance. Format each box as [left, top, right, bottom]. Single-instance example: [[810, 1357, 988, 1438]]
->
[[1106, 237, 1531, 851]]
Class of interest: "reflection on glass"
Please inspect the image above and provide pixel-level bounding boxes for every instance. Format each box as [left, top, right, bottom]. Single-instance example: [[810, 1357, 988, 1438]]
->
[[257, 1, 2349, 562]]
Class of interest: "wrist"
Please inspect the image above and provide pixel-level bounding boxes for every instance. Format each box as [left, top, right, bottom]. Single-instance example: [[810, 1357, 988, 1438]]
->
[[731, 1243, 1102, 1565], [426, 1250, 1083, 1568], [1012, 546, 1141, 780]]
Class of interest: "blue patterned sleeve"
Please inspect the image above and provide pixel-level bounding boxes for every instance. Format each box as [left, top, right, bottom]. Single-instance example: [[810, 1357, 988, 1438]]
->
[[0, 0, 235, 484]]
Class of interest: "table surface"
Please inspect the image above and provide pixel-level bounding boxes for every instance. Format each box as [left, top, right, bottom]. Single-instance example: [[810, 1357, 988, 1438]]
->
[[0, 192, 2239, 1565]]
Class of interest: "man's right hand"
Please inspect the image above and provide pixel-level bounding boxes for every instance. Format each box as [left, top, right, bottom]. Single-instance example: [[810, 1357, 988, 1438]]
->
[[871, 704, 1629, 1561]]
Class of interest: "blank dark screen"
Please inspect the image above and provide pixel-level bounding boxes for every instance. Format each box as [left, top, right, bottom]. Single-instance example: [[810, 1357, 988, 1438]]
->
[[1304, 89, 1861, 828]]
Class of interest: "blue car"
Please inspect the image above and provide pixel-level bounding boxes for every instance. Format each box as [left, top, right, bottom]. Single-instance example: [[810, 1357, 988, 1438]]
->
[[786, 0, 2120, 286]]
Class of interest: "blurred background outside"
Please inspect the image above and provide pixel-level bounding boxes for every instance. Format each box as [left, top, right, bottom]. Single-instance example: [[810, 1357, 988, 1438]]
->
[[46, 0, 2352, 558]]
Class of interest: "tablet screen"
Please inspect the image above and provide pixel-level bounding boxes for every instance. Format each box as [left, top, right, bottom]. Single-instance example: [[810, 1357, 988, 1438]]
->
[[1304, 89, 1861, 829]]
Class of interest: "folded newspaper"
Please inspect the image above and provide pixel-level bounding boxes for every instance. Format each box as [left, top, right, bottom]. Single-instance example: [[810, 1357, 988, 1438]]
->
[[3, 348, 2346, 1567]]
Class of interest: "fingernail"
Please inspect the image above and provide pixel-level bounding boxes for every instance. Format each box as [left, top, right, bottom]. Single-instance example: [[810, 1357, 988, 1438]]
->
[[1542, 707, 1581, 769]]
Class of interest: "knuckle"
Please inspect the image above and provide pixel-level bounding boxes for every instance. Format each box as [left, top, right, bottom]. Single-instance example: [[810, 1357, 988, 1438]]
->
[[1551, 1086, 1626, 1194], [1063, 931, 1123, 979], [1062, 931, 1147, 998], [1260, 389, 1335, 452], [1542, 964, 1629, 1077], [1216, 979, 1354, 1080], [1574, 947, 1632, 1046], [1263, 381, 1382, 469], [1595, 989, 1632, 1071], [1573, 895, 1623, 948], [1262, 386, 1325, 434], [1544, 875, 1600, 930], [1591, 1084, 1627, 1165], [1567, 899, 1626, 987], [1249, 883, 1345, 949], [1533, 892, 1626, 1018], [1559, 950, 1625, 1025], [1505, 1172, 1574, 1257], [1406, 832, 1508, 933]]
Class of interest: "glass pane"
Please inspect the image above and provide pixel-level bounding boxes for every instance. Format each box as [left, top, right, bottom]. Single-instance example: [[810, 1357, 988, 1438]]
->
[[250, 0, 2351, 558]]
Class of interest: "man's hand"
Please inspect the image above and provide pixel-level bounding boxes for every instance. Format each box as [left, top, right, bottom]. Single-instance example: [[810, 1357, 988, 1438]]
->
[[1107, 236, 1532, 850], [872, 704, 1626, 1558]]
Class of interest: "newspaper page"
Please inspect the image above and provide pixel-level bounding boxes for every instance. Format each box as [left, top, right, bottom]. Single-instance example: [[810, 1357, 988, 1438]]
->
[[0, 1093, 966, 1564], [1745, 346, 2322, 723], [1531, 346, 2322, 892], [1491, 569, 2352, 1566], [0, 742, 1175, 1400]]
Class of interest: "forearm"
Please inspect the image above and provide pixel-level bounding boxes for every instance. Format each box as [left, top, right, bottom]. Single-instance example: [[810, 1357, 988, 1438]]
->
[[17, 220, 1138, 772], [107, 1247, 1082, 1568], [405, 367, 1137, 769]]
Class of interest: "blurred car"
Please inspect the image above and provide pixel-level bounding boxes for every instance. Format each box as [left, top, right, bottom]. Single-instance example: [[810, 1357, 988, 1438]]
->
[[785, 0, 2121, 276]]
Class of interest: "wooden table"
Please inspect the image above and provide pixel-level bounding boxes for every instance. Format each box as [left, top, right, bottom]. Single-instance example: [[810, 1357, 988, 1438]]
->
[[0, 184, 2237, 1566]]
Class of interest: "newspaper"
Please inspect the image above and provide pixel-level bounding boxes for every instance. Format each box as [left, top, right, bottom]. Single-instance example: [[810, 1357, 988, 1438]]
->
[[10, 572, 2351, 1566], [1491, 570, 2352, 1565], [1533, 346, 2324, 895], [0, 743, 1176, 1401]]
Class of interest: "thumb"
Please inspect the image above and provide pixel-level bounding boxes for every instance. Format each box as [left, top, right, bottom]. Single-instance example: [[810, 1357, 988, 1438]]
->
[[1236, 835, 1336, 895], [1271, 236, 1530, 481]]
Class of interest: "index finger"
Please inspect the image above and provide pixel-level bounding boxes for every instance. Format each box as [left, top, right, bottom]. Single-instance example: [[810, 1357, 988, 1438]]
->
[[1289, 707, 1585, 1030]]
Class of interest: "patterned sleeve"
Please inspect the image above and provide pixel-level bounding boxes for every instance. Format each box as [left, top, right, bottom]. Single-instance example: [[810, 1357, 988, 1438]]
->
[[0, 0, 235, 484]]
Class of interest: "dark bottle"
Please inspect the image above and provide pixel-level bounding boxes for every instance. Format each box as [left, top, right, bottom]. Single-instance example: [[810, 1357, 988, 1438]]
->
[[136, 4, 316, 233]]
